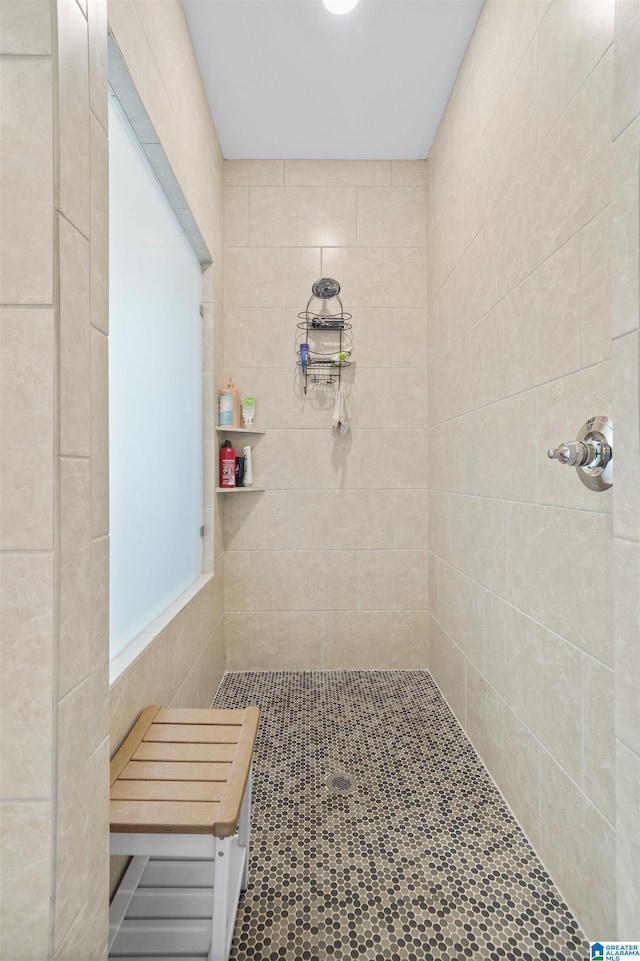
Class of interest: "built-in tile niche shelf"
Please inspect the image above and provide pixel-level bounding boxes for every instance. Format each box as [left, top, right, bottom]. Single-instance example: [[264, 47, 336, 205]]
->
[[215, 426, 265, 435], [215, 486, 265, 493], [216, 426, 265, 492]]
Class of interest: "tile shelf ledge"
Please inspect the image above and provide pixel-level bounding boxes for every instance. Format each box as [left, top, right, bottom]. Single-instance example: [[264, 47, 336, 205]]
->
[[215, 426, 265, 435], [216, 486, 265, 493]]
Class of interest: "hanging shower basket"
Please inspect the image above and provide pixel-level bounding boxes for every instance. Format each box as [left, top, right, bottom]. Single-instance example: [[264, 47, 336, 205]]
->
[[297, 278, 352, 393]]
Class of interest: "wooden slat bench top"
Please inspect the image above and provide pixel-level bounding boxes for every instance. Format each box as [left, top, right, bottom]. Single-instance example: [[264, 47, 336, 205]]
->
[[110, 705, 260, 838]]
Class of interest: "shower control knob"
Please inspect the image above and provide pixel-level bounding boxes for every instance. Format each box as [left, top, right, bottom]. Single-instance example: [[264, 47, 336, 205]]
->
[[546, 416, 613, 492], [547, 440, 596, 468]]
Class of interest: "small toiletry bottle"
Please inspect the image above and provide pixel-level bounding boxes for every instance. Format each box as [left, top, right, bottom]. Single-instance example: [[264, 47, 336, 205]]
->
[[299, 343, 309, 373], [243, 445, 253, 486], [241, 397, 256, 428], [226, 378, 240, 427], [218, 387, 233, 426]]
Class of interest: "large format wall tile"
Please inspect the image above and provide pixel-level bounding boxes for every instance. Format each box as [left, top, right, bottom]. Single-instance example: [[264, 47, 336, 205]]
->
[[56, 0, 90, 236], [392, 308, 428, 368], [356, 187, 427, 247], [55, 680, 92, 947], [503, 50, 612, 292], [539, 750, 616, 938], [225, 160, 284, 186], [322, 428, 427, 490], [449, 494, 507, 596], [224, 186, 249, 247], [580, 206, 612, 367], [226, 611, 323, 670], [91, 327, 109, 537], [90, 115, 109, 335], [90, 535, 110, 754], [59, 458, 91, 697], [357, 550, 428, 611], [428, 615, 465, 726], [322, 246, 427, 308], [616, 739, 640, 939], [323, 611, 427, 669], [351, 369, 427, 429], [583, 655, 616, 824], [481, 237, 581, 406], [285, 490, 393, 551], [259, 430, 323, 490], [0, 57, 52, 205], [614, 539, 640, 756], [463, 391, 538, 503], [391, 160, 427, 186], [464, 41, 536, 247], [507, 503, 613, 663], [0, 800, 52, 960], [0, 553, 53, 798], [0, 201, 53, 305], [438, 561, 484, 669], [613, 0, 640, 136], [225, 247, 320, 307], [612, 117, 639, 338], [483, 592, 582, 784], [0, 309, 54, 550], [284, 160, 391, 187], [0, 57, 54, 302], [59, 216, 91, 457], [536, 0, 614, 144], [251, 186, 356, 248], [612, 331, 640, 541], [449, 207, 506, 342], [0, 0, 51, 54], [393, 489, 429, 550], [251, 550, 358, 612], [466, 663, 541, 850], [222, 490, 289, 551]]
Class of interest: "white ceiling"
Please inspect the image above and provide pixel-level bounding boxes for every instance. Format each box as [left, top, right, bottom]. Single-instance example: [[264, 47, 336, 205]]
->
[[182, 0, 484, 160]]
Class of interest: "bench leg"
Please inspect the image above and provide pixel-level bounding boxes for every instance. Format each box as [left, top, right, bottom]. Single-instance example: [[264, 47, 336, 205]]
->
[[209, 836, 232, 961], [238, 763, 252, 891]]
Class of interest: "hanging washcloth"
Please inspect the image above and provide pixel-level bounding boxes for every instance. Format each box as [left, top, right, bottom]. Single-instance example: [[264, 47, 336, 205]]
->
[[332, 385, 351, 434]]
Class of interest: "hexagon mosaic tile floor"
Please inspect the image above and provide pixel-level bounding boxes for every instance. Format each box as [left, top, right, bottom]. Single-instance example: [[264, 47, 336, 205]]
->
[[212, 671, 588, 961]]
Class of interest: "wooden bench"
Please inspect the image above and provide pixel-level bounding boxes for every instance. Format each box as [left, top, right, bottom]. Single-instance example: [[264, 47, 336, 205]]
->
[[109, 705, 260, 961]]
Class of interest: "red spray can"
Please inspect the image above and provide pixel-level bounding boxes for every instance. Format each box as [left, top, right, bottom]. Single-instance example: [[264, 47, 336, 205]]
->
[[219, 439, 236, 488]]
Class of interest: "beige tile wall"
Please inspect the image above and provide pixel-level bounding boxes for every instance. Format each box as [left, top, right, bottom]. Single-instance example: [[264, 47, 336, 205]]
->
[[612, 0, 640, 939], [1, 0, 228, 955], [426, 0, 624, 939], [1, 0, 110, 957], [107, 0, 227, 895], [223, 159, 429, 669]]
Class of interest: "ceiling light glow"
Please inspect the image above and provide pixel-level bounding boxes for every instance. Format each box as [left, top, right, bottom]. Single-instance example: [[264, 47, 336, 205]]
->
[[322, 0, 359, 14]]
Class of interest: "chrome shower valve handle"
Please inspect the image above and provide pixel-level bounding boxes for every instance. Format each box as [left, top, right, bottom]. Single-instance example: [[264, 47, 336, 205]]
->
[[547, 439, 605, 469], [547, 416, 613, 491]]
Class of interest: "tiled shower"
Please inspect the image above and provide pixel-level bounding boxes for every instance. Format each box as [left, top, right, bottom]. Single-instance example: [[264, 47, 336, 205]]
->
[[0, 0, 638, 959]]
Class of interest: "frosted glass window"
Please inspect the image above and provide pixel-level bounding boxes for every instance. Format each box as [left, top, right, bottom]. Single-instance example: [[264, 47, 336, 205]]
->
[[109, 95, 203, 659]]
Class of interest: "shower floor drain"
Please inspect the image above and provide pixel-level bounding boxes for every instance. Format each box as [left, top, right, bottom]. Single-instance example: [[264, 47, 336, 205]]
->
[[326, 771, 357, 796]]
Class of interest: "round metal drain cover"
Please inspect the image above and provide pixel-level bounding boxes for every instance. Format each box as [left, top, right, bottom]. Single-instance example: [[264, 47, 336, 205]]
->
[[327, 771, 356, 796]]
